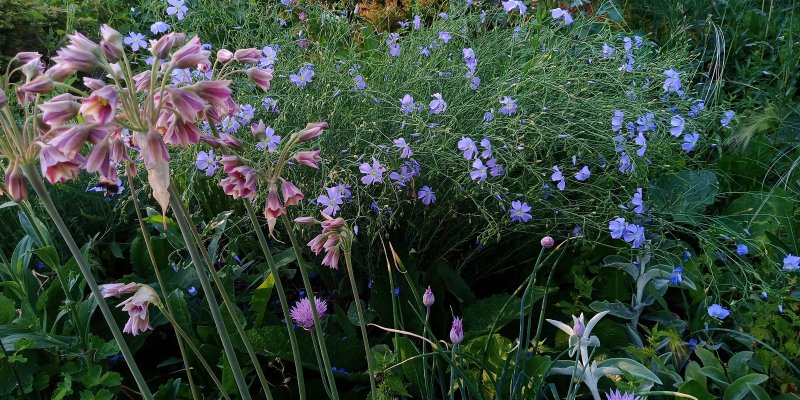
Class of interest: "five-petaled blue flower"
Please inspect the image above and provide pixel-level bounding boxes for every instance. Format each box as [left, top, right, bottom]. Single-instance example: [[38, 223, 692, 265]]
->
[[707, 304, 730, 319], [417, 186, 436, 205], [510, 201, 532, 222]]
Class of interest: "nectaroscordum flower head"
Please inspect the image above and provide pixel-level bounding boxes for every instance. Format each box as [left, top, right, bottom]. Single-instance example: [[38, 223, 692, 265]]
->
[[290, 296, 328, 330], [280, 179, 304, 206], [4, 160, 27, 202], [217, 49, 234, 63], [264, 182, 285, 235], [100, 282, 141, 298], [150, 32, 186, 59], [100, 24, 124, 62], [234, 48, 261, 63], [117, 285, 159, 336], [246, 68, 273, 92], [170, 36, 210, 69], [39, 142, 82, 184], [79, 86, 118, 124], [38, 93, 80, 127]]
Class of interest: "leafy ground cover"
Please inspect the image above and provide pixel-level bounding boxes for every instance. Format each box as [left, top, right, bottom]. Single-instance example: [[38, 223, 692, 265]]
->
[[0, 0, 798, 399]]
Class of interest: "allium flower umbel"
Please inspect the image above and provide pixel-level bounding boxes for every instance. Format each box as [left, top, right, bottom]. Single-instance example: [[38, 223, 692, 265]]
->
[[423, 286, 435, 307], [450, 316, 464, 345], [291, 296, 328, 330], [306, 216, 351, 270], [101, 283, 159, 336]]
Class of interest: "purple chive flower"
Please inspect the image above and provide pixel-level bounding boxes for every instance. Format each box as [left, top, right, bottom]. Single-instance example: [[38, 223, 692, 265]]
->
[[479, 138, 492, 159], [721, 110, 735, 127], [612, 110, 624, 132], [393, 138, 413, 158], [551, 166, 565, 191], [438, 32, 452, 43], [429, 93, 447, 114], [166, 0, 188, 20], [291, 297, 328, 330], [602, 43, 615, 59], [663, 69, 682, 93], [575, 166, 591, 181], [487, 158, 504, 176], [670, 267, 683, 286], [707, 304, 730, 320], [124, 32, 148, 52], [151, 21, 170, 35], [783, 254, 800, 271], [195, 150, 218, 176], [682, 132, 699, 152], [550, 8, 573, 25], [400, 94, 415, 115], [510, 201, 532, 222], [422, 286, 435, 307], [499, 96, 517, 116], [359, 158, 384, 185], [736, 244, 748, 256], [317, 187, 344, 216], [623, 223, 645, 248], [670, 114, 685, 137], [605, 389, 641, 400], [417, 186, 436, 205], [608, 217, 627, 239], [635, 132, 647, 157], [255, 127, 281, 152], [450, 317, 464, 345], [631, 188, 644, 214], [354, 75, 366, 91], [458, 137, 477, 160], [470, 159, 488, 182]]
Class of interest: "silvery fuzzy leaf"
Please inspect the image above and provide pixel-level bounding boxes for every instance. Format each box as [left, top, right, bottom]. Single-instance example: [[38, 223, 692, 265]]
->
[[583, 310, 609, 338], [587, 335, 600, 347], [602, 255, 639, 279], [596, 358, 662, 384], [546, 318, 574, 336], [590, 300, 637, 319]]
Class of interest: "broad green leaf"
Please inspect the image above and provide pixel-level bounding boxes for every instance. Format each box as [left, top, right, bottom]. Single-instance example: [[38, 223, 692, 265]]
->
[[33, 246, 60, 270], [726, 351, 753, 382], [0, 325, 78, 351], [464, 292, 544, 336], [394, 337, 425, 389], [251, 273, 275, 327], [130, 235, 169, 278], [433, 262, 476, 304], [18, 211, 52, 248], [722, 374, 768, 400], [0, 295, 15, 324], [596, 358, 661, 384], [700, 366, 729, 389], [746, 382, 771, 400], [589, 300, 637, 319], [167, 289, 192, 331], [602, 255, 640, 279], [678, 379, 715, 400], [649, 170, 718, 225], [695, 347, 724, 371], [685, 361, 706, 387]]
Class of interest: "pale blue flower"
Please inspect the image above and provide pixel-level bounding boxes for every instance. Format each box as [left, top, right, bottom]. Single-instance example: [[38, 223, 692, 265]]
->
[[784, 254, 800, 271], [721, 110, 735, 127], [707, 304, 730, 319], [663, 69, 682, 93], [575, 166, 590, 181], [682, 132, 699, 152], [429, 93, 447, 114], [151, 21, 170, 35], [736, 244, 748, 256], [166, 0, 188, 20], [124, 32, 148, 52], [669, 114, 685, 137]]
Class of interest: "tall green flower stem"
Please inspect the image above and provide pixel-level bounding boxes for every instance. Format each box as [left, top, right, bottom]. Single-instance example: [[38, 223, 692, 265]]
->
[[166, 184, 252, 400], [343, 249, 378, 399], [309, 331, 333, 398], [243, 200, 306, 399], [449, 347, 457, 400], [157, 305, 232, 400], [126, 173, 199, 400], [173, 193, 273, 400], [279, 213, 339, 399], [19, 163, 154, 400]]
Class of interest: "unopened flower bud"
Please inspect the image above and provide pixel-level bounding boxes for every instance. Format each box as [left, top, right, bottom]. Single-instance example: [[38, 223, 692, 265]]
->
[[0, 90, 7, 108], [423, 286, 435, 307], [540, 236, 554, 249], [450, 317, 464, 345], [246, 67, 273, 92], [294, 216, 319, 225], [100, 24, 124, 62], [151, 32, 186, 60], [234, 48, 261, 63], [293, 122, 328, 142], [217, 49, 234, 63], [171, 36, 210, 69]]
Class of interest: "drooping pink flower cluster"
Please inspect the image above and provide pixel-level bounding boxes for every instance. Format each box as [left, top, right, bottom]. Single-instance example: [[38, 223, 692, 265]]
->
[[99, 283, 160, 336], [1, 25, 273, 212], [305, 216, 346, 270], [217, 122, 327, 235]]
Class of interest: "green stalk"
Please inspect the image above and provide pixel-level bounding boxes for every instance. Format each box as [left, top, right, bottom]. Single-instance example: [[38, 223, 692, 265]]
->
[[158, 306, 233, 400], [166, 185, 252, 400], [343, 250, 377, 399], [126, 173, 199, 400], [309, 330, 333, 399], [279, 213, 339, 399], [422, 307, 431, 399], [19, 163, 154, 400], [173, 194, 273, 400], [243, 200, 306, 399], [449, 347, 457, 400]]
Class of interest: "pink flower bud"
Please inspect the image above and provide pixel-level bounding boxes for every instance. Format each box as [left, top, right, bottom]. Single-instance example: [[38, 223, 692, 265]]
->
[[293, 150, 321, 169], [99, 282, 140, 298], [84, 137, 113, 178], [133, 71, 151, 92], [251, 120, 266, 137], [264, 183, 285, 235], [188, 80, 233, 110], [216, 49, 234, 63], [308, 234, 327, 254], [166, 87, 205, 122], [321, 217, 345, 233], [4, 161, 27, 202], [234, 48, 261, 63], [45, 63, 76, 83], [164, 119, 203, 147], [294, 216, 318, 225], [246, 68, 273, 92], [294, 122, 328, 142], [423, 286, 435, 307], [54, 33, 101, 72], [219, 155, 243, 173], [67, 32, 101, 54], [280, 179, 304, 206], [171, 36, 210, 69], [118, 285, 159, 336], [0, 90, 7, 108], [150, 32, 186, 60], [38, 93, 80, 127], [540, 236, 555, 249], [572, 316, 585, 337], [100, 24, 124, 62], [83, 77, 106, 91], [18, 75, 54, 95], [21, 58, 42, 80], [14, 52, 42, 63], [196, 61, 211, 73], [218, 134, 242, 150], [321, 248, 340, 270], [48, 124, 91, 159]]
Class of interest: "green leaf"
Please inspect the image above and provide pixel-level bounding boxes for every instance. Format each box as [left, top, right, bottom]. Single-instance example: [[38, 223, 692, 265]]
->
[[596, 358, 662, 384], [347, 299, 376, 326], [380, 374, 411, 397], [722, 374, 768, 400], [80, 389, 113, 400], [251, 273, 275, 327], [33, 246, 60, 270], [18, 211, 52, 248], [717, 191, 795, 243], [130, 235, 169, 278], [746, 382, 771, 400], [0, 295, 15, 324], [394, 337, 424, 389], [700, 366, 729, 389], [649, 170, 718, 225], [0, 325, 78, 351], [678, 379, 715, 400], [80, 365, 122, 388], [695, 347, 724, 371], [246, 326, 364, 372], [433, 262, 476, 304], [685, 361, 706, 387], [726, 351, 753, 382], [524, 355, 552, 385], [463, 292, 542, 336], [589, 300, 637, 319], [601, 255, 640, 279], [167, 289, 192, 331]]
